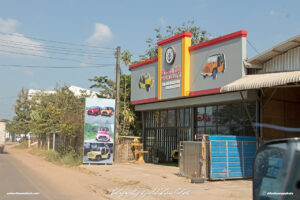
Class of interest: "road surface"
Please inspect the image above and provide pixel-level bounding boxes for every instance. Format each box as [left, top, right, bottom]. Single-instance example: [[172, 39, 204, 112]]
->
[[0, 150, 72, 200], [0, 145, 101, 200]]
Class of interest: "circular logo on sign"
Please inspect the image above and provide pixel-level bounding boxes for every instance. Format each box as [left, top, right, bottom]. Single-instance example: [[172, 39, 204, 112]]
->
[[165, 47, 176, 65]]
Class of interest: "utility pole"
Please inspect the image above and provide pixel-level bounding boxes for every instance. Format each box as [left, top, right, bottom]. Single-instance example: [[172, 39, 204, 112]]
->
[[114, 46, 120, 162]]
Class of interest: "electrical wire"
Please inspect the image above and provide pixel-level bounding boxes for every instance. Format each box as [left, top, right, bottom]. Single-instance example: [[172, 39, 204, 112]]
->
[[247, 39, 260, 55], [0, 49, 113, 66], [0, 31, 115, 50], [0, 43, 114, 58], [0, 64, 114, 69], [0, 38, 115, 54]]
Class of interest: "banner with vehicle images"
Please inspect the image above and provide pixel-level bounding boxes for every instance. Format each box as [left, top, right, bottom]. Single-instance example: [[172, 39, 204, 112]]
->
[[83, 98, 115, 164]]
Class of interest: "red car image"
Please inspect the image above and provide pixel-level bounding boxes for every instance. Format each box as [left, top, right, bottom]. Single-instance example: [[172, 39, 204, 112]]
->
[[87, 106, 102, 116], [95, 127, 111, 142]]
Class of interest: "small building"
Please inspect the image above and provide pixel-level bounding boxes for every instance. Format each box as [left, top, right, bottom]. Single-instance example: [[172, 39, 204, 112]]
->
[[28, 85, 99, 99], [129, 30, 300, 179]]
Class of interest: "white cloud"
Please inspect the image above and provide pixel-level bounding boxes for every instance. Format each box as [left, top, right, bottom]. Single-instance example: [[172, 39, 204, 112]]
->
[[0, 17, 46, 57], [0, 18, 18, 33], [86, 23, 113, 45], [160, 17, 167, 26]]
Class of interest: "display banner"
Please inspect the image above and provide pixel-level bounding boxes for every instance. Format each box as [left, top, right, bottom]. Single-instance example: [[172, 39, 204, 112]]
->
[[83, 98, 115, 164]]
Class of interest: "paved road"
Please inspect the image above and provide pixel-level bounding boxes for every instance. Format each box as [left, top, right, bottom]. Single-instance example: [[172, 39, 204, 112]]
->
[[0, 150, 69, 200]]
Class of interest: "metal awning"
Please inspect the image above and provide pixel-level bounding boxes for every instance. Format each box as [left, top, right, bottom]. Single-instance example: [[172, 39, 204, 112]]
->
[[221, 71, 300, 92], [248, 34, 300, 65]]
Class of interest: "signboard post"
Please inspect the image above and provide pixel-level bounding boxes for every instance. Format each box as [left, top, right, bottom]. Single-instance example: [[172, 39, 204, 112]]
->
[[83, 98, 115, 164]]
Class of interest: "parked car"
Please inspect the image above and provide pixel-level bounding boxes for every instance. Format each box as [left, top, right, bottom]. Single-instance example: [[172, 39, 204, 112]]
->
[[87, 106, 102, 116], [95, 127, 111, 142], [15, 136, 21, 142], [87, 146, 111, 161], [101, 107, 114, 117], [201, 54, 225, 80]]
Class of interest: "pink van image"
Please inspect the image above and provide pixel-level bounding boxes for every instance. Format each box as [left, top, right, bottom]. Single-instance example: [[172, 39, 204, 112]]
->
[[95, 127, 110, 142]]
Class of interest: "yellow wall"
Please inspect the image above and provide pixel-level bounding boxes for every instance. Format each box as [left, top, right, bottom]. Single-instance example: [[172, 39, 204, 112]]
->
[[158, 46, 162, 100], [181, 37, 191, 96]]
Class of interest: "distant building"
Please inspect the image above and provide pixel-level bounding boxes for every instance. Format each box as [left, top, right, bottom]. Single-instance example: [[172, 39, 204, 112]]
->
[[28, 85, 99, 99]]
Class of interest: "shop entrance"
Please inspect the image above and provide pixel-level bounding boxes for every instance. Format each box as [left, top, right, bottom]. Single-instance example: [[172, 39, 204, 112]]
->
[[143, 109, 192, 163]]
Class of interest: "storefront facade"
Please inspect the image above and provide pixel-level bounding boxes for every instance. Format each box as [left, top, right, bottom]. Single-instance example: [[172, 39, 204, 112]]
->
[[130, 30, 261, 166]]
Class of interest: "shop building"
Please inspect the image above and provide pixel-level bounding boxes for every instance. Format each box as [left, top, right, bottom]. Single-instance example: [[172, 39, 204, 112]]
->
[[129, 30, 300, 179]]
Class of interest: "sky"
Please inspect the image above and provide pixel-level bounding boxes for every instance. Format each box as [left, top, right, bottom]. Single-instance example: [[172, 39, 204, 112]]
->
[[0, 0, 299, 119]]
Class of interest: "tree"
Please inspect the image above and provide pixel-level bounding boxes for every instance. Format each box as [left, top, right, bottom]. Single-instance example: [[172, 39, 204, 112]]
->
[[6, 120, 18, 141], [13, 88, 31, 135], [121, 50, 133, 135], [138, 20, 210, 60], [88, 74, 140, 136], [89, 76, 115, 99]]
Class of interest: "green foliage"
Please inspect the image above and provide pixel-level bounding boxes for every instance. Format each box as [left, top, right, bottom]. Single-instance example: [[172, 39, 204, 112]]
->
[[14, 140, 28, 149], [84, 123, 98, 140], [11, 85, 86, 153], [89, 76, 115, 99], [13, 88, 31, 135], [138, 20, 210, 60]]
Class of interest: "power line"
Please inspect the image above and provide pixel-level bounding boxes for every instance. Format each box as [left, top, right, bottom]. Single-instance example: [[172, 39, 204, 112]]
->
[[0, 43, 114, 58], [0, 49, 114, 66], [0, 64, 114, 69], [0, 31, 115, 50], [247, 39, 260, 55], [0, 38, 115, 54]]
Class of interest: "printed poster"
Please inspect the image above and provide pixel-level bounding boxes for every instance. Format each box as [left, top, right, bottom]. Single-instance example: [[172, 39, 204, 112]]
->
[[83, 98, 115, 164]]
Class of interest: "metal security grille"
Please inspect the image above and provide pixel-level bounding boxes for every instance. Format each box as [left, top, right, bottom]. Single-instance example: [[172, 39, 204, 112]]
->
[[143, 108, 192, 163], [209, 135, 257, 179]]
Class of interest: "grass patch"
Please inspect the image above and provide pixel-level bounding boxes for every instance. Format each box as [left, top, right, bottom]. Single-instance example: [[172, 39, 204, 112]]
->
[[74, 166, 98, 176], [13, 141, 28, 149], [29, 148, 82, 167]]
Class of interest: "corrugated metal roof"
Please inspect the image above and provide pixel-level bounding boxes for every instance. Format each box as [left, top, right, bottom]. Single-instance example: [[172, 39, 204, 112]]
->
[[248, 34, 300, 64], [221, 71, 300, 92]]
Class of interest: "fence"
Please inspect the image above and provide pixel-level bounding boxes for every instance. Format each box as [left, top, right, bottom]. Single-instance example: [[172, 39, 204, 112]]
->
[[115, 136, 141, 162]]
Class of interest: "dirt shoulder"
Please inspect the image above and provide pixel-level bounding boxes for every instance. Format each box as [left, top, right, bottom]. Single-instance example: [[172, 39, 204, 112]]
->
[[7, 144, 252, 200]]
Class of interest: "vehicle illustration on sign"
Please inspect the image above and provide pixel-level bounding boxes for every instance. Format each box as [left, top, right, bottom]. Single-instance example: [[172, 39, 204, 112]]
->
[[201, 53, 225, 80], [87, 106, 102, 116], [87, 145, 111, 161], [139, 73, 153, 92], [95, 127, 111, 142], [101, 107, 114, 117]]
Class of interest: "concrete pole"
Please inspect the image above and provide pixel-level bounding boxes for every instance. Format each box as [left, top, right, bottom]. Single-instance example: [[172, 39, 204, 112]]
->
[[113, 46, 121, 163]]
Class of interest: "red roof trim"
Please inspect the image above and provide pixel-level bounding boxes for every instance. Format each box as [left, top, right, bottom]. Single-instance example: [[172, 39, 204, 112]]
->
[[129, 57, 158, 70], [157, 32, 192, 46], [189, 30, 248, 52], [189, 88, 221, 96], [130, 97, 158, 105]]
